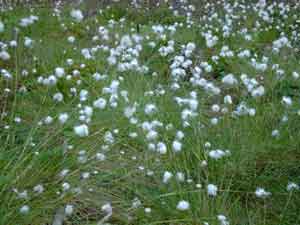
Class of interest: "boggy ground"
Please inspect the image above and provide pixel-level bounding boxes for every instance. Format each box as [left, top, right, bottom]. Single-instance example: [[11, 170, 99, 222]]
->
[[0, 0, 300, 224]]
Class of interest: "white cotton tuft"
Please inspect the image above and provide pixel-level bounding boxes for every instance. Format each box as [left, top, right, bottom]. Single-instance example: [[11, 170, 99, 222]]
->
[[24, 37, 33, 48], [70, 9, 84, 22], [176, 200, 190, 211], [208, 149, 226, 159], [217, 214, 229, 225], [74, 124, 89, 137], [157, 142, 167, 154], [33, 184, 44, 194], [65, 205, 74, 216], [55, 67, 65, 78], [101, 203, 112, 215], [176, 130, 185, 140], [59, 113, 69, 124], [224, 95, 233, 104], [68, 36, 75, 43], [145, 104, 157, 115], [0, 21, 4, 32], [172, 140, 182, 153], [96, 153, 106, 161], [93, 98, 107, 109], [0, 51, 10, 61], [20, 205, 30, 214], [53, 92, 64, 102], [163, 171, 173, 183], [255, 187, 271, 198], [207, 184, 218, 196], [222, 74, 238, 86], [281, 96, 292, 106], [286, 182, 299, 191], [251, 86, 265, 98]]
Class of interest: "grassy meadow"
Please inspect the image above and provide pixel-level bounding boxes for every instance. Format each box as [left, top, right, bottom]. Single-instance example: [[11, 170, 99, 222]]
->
[[0, 1, 300, 224]]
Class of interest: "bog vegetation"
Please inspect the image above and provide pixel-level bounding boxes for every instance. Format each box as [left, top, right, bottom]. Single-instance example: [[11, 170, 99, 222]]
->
[[0, 0, 300, 224]]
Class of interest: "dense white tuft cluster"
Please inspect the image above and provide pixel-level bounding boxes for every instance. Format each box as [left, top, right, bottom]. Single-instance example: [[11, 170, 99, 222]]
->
[[1, 0, 300, 223]]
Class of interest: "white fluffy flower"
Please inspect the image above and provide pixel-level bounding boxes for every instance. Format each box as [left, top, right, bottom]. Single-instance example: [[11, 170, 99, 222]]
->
[[0, 51, 10, 61], [222, 74, 238, 86], [44, 116, 53, 124], [70, 9, 84, 22], [146, 130, 158, 141], [19, 15, 38, 27], [81, 48, 92, 59], [0, 21, 4, 32], [79, 89, 89, 101], [65, 204, 74, 216], [101, 203, 112, 215], [20, 205, 30, 214], [55, 67, 65, 78], [96, 153, 106, 161], [33, 184, 44, 194], [145, 207, 151, 213], [211, 118, 218, 125], [145, 104, 157, 115], [207, 184, 218, 196], [62, 182, 71, 191], [172, 140, 182, 153], [67, 36, 75, 43], [163, 171, 173, 183], [124, 105, 136, 118], [176, 172, 185, 182], [53, 92, 64, 102], [186, 42, 196, 51], [255, 187, 271, 198], [93, 98, 107, 109], [24, 37, 33, 48], [74, 124, 89, 137], [217, 215, 229, 225], [251, 86, 265, 98], [176, 200, 190, 211], [248, 108, 256, 116], [208, 149, 226, 159], [281, 96, 292, 106], [292, 72, 299, 80], [176, 130, 185, 140], [211, 104, 220, 112], [157, 142, 167, 154], [286, 182, 299, 191], [59, 113, 69, 124], [271, 129, 279, 137], [10, 40, 17, 47], [224, 95, 232, 104], [17, 190, 28, 199]]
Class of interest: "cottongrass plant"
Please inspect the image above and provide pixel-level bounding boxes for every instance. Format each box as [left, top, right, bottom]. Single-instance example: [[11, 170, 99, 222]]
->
[[0, 0, 300, 224]]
